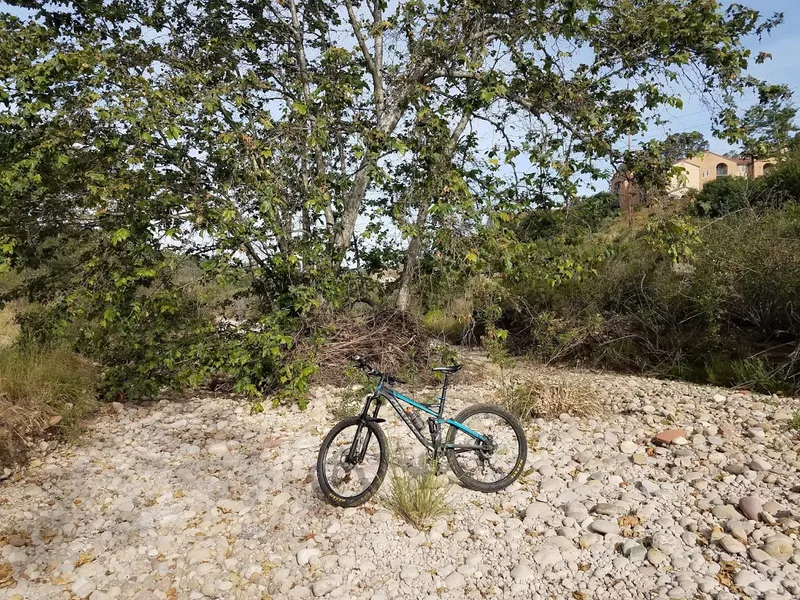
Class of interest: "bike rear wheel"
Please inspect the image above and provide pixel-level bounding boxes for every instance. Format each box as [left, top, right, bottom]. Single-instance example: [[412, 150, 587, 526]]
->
[[317, 417, 388, 507], [445, 404, 527, 493]]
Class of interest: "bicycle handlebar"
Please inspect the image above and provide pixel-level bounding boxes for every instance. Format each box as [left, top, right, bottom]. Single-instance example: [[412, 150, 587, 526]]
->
[[350, 355, 406, 385]]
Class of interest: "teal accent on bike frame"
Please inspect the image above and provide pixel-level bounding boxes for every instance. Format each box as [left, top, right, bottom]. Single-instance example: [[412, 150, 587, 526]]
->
[[390, 390, 487, 442]]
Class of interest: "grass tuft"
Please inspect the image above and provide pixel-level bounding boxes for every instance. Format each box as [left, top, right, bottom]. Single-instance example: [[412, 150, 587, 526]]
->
[[790, 412, 800, 432], [0, 346, 98, 465], [381, 462, 451, 530], [0, 304, 19, 349], [504, 377, 600, 420]]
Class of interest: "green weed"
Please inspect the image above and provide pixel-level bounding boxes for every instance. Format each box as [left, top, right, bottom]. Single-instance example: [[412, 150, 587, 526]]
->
[[381, 462, 452, 530], [0, 346, 98, 464]]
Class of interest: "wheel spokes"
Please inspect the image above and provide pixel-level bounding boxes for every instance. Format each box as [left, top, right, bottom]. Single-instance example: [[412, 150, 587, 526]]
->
[[451, 413, 521, 484], [323, 424, 382, 498]]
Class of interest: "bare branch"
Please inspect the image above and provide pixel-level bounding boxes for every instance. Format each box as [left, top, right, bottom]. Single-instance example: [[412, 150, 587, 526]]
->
[[344, 0, 381, 114]]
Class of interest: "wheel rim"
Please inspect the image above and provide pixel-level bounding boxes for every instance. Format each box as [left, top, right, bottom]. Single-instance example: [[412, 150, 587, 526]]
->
[[322, 424, 382, 499], [450, 411, 522, 484]]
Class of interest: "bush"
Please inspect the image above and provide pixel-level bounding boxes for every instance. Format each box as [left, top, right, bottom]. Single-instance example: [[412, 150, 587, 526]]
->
[[504, 377, 601, 420], [487, 197, 800, 394], [0, 303, 18, 348], [694, 176, 767, 217], [422, 308, 467, 343], [0, 346, 98, 466], [790, 412, 800, 431]]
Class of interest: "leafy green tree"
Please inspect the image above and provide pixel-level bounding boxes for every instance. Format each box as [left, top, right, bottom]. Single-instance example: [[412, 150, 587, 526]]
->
[[0, 0, 788, 399], [662, 131, 710, 163], [740, 84, 798, 159]]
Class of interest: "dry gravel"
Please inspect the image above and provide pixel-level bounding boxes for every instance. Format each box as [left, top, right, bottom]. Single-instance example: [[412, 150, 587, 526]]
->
[[1, 361, 800, 600]]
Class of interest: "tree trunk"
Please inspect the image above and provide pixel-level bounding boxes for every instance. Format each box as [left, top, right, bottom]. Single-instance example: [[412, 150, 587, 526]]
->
[[395, 112, 470, 311], [396, 202, 429, 312]]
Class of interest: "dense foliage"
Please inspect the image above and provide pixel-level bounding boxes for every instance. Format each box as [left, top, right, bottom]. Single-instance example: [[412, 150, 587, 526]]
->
[[423, 155, 800, 393], [1, 0, 796, 401]]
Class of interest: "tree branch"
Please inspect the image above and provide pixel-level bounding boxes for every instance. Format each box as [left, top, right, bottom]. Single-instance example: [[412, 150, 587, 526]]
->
[[344, 0, 381, 115]]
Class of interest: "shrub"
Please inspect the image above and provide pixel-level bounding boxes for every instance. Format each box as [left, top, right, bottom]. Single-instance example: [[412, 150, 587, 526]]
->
[[0, 303, 18, 348], [694, 176, 767, 217], [422, 308, 467, 343], [504, 377, 601, 420], [0, 346, 98, 465], [382, 461, 451, 530], [790, 412, 800, 431]]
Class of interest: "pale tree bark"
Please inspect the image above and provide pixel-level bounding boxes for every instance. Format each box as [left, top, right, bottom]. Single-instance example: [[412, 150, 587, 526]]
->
[[396, 111, 471, 312], [333, 4, 494, 259]]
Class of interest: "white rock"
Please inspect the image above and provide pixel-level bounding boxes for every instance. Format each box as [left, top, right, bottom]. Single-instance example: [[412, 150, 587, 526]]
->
[[71, 578, 96, 599], [312, 577, 339, 596], [297, 548, 320, 566], [207, 442, 228, 456], [444, 571, 466, 589], [510, 563, 535, 582]]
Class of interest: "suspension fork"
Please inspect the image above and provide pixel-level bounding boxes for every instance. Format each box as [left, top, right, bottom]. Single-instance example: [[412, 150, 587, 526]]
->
[[347, 389, 383, 463]]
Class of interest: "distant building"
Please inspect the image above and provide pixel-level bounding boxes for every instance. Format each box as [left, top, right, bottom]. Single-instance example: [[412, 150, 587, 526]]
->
[[610, 151, 776, 213]]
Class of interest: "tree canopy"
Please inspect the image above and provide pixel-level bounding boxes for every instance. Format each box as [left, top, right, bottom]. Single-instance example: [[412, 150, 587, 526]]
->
[[739, 84, 798, 159], [0, 0, 790, 399], [662, 131, 711, 163]]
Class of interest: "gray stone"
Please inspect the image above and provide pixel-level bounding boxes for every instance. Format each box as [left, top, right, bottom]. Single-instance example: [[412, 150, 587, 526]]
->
[[533, 547, 562, 566], [712, 505, 741, 521], [748, 547, 772, 563], [637, 480, 660, 496], [444, 571, 466, 589], [71, 578, 97, 599], [647, 548, 668, 566], [739, 496, 762, 521], [734, 570, 761, 588], [297, 548, 320, 566], [718, 535, 746, 554], [525, 502, 552, 520], [590, 519, 620, 535], [620, 441, 638, 454], [750, 457, 772, 471], [624, 543, 647, 563], [564, 501, 589, 520], [592, 503, 621, 516], [761, 536, 793, 561], [724, 463, 746, 475], [207, 442, 228, 456]]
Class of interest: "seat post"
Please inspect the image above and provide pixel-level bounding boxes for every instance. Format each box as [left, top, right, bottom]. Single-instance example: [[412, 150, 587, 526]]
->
[[438, 374, 449, 417]]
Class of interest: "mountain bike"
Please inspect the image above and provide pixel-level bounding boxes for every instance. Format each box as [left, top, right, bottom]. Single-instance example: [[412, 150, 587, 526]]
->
[[316, 356, 527, 507]]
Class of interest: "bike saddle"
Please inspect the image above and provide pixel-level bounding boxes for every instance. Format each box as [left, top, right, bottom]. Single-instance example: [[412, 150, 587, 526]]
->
[[432, 364, 463, 373]]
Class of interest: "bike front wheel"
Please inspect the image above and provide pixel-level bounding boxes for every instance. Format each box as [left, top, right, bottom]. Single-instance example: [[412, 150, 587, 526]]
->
[[317, 416, 388, 507], [445, 404, 527, 493]]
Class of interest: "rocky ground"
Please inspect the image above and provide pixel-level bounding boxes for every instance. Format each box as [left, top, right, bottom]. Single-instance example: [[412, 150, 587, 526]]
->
[[1, 360, 800, 600]]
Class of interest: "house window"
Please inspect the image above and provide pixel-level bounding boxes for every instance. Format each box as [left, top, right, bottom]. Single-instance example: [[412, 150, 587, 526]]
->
[[762, 163, 774, 175], [716, 163, 728, 177]]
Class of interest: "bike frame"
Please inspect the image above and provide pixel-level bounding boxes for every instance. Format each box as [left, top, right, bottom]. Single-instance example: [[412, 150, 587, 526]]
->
[[348, 372, 487, 464]]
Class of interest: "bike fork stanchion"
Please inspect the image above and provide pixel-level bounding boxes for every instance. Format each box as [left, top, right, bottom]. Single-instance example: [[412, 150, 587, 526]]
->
[[359, 395, 382, 462]]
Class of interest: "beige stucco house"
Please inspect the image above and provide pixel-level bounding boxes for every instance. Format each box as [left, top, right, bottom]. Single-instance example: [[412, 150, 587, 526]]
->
[[610, 151, 776, 213]]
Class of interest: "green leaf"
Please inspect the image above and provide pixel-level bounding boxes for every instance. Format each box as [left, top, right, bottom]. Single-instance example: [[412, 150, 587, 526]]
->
[[111, 228, 130, 245]]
